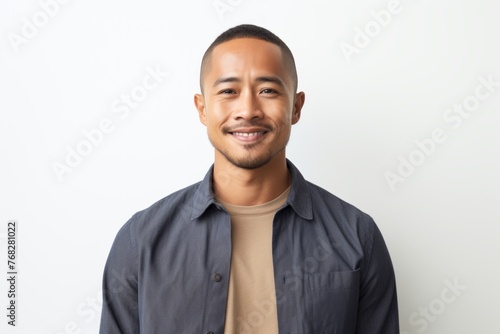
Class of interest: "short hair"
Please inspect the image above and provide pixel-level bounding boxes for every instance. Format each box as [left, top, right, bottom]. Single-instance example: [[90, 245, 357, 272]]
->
[[200, 24, 298, 93]]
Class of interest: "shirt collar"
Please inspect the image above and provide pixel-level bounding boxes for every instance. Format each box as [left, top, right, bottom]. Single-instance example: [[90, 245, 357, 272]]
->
[[190, 159, 313, 221]]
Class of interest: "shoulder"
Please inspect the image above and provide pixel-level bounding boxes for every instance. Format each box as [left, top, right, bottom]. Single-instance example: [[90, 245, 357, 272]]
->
[[307, 180, 374, 224], [287, 159, 375, 234], [117, 181, 203, 241], [137, 181, 201, 221], [303, 180, 377, 246]]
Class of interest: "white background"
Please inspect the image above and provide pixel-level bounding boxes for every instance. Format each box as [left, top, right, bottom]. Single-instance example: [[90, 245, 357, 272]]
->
[[1, 0, 499, 333]]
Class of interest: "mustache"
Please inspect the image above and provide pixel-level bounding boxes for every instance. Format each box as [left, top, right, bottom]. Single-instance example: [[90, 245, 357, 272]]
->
[[222, 121, 274, 133]]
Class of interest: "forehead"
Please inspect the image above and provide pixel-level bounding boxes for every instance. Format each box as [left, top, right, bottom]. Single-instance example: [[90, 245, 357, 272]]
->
[[211, 37, 283, 61], [205, 38, 290, 86]]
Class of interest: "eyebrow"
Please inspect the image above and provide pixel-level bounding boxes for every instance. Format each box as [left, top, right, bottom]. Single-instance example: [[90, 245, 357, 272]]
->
[[212, 76, 286, 88]]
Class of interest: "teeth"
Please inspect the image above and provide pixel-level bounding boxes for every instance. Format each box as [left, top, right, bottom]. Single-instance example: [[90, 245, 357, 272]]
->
[[233, 132, 263, 137]]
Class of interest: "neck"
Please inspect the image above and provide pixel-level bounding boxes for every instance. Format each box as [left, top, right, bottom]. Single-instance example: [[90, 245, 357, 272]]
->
[[212, 152, 290, 206]]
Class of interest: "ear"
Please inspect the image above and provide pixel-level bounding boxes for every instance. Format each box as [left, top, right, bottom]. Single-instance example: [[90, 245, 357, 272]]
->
[[291, 91, 305, 124], [194, 94, 207, 126]]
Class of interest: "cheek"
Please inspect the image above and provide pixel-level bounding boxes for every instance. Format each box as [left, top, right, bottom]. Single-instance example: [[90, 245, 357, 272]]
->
[[207, 102, 230, 121], [203, 105, 220, 125], [274, 110, 293, 129]]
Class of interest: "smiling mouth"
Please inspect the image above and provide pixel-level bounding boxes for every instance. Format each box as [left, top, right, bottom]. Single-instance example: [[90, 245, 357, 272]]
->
[[231, 131, 266, 137], [228, 130, 269, 142]]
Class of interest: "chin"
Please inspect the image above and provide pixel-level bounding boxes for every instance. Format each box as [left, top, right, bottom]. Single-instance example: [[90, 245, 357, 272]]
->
[[227, 156, 272, 170], [216, 149, 273, 170]]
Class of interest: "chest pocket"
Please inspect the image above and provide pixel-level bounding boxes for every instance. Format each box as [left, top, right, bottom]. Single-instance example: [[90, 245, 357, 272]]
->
[[302, 269, 360, 333]]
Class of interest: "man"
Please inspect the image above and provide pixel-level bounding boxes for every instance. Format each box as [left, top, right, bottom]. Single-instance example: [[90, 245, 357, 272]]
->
[[100, 24, 399, 333]]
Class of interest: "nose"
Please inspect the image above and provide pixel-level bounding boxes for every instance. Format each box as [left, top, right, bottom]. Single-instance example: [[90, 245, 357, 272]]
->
[[233, 90, 264, 120]]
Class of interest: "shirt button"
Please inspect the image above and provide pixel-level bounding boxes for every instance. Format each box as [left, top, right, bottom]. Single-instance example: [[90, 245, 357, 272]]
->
[[213, 273, 222, 282]]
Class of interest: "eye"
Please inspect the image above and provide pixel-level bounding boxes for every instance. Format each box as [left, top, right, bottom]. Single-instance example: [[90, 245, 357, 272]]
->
[[260, 88, 278, 95], [219, 89, 237, 95]]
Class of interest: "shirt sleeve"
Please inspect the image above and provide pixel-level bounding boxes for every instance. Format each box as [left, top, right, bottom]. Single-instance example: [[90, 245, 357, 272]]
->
[[99, 217, 140, 333], [356, 220, 399, 334]]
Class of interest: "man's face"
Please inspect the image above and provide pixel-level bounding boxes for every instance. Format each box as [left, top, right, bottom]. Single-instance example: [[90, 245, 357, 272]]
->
[[195, 38, 305, 169]]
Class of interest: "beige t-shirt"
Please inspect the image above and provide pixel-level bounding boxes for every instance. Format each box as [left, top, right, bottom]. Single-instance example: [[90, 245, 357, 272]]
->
[[218, 186, 290, 334]]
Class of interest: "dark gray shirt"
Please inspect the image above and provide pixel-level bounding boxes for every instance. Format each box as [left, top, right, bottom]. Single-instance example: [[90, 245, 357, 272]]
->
[[99, 160, 399, 333]]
